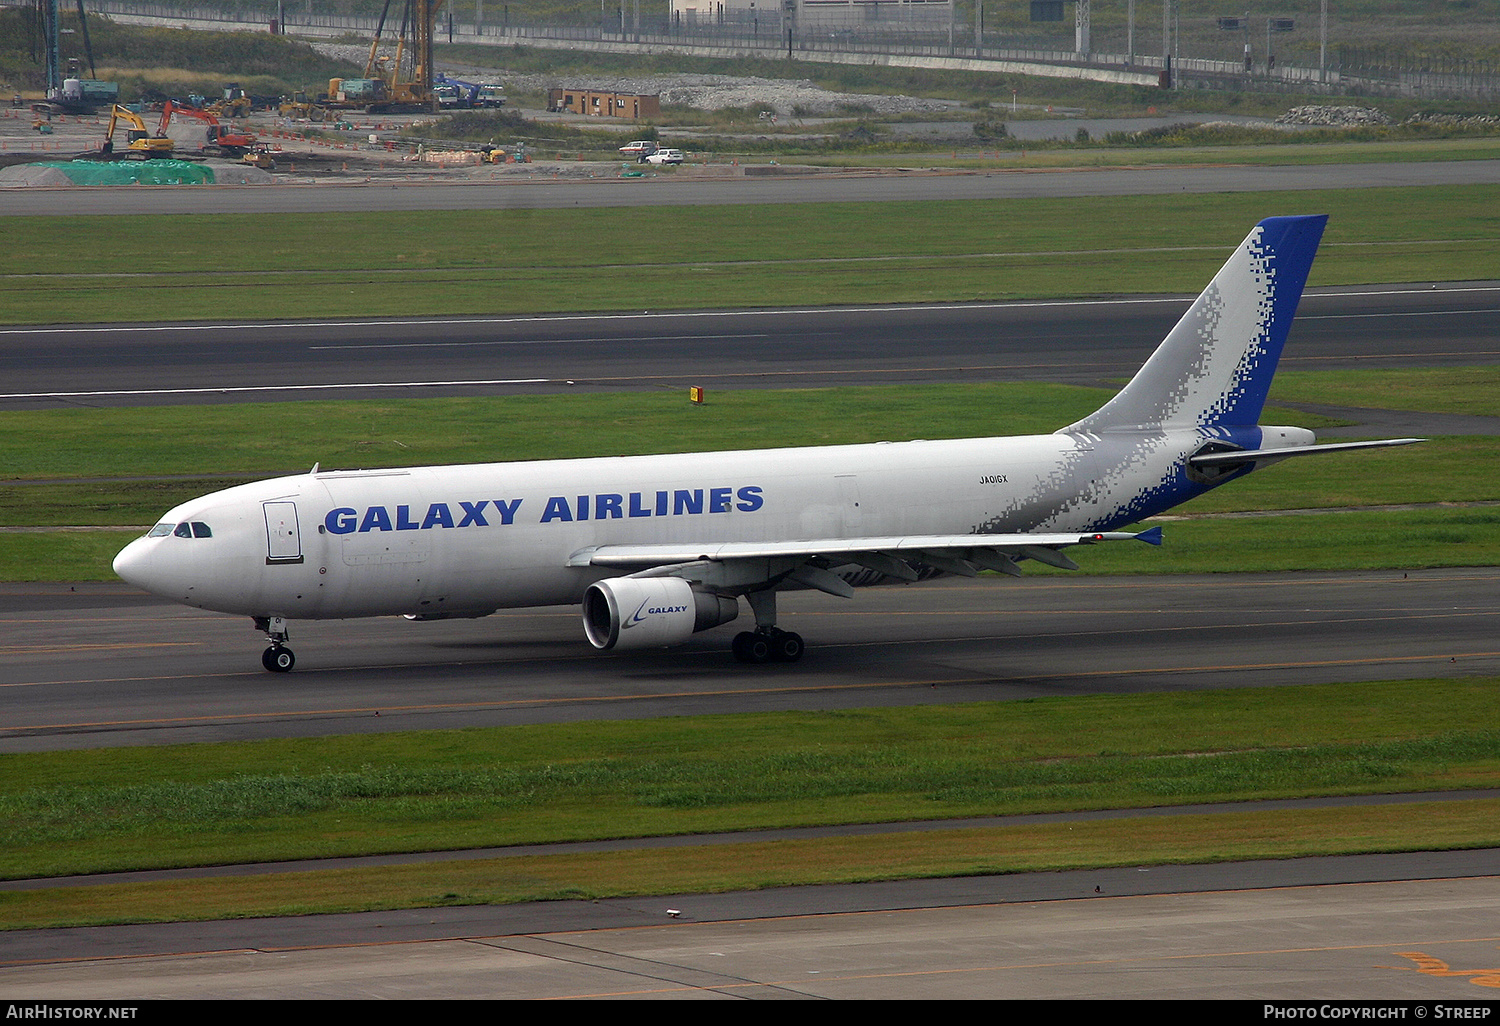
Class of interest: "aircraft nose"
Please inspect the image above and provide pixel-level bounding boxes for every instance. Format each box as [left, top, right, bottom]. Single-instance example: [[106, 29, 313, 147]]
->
[[113, 536, 158, 591]]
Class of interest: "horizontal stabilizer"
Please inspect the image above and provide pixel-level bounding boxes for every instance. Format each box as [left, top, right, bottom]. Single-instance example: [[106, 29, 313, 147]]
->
[[1188, 438, 1423, 468]]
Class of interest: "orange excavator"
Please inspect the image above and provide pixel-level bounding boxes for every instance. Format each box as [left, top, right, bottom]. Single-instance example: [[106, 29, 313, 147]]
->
[[160, 100, 255, 157]]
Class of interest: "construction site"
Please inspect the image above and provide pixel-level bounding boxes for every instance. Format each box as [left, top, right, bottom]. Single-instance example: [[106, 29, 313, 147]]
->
[[1, 0, 582, 185], [6, 0, 1499, 187]]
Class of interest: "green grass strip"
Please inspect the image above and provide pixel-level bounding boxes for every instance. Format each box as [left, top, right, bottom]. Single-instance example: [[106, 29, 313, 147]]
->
[[0, 378, 1475, 509], [1271, 366, 1500, 418], [4, 185, 1498, 323], [1, 675, 1497, 928], [3, 799, 1496, 930], [0, 383, 1105, 482], [3, 679, 1496, 882]]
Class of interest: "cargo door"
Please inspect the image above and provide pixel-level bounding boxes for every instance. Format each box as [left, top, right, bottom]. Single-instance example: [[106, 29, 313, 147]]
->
[[263, 501, 303, 565]]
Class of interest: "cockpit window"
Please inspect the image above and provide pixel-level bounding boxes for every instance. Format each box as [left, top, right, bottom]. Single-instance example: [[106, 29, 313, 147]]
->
[[149, 521, 212, 539]]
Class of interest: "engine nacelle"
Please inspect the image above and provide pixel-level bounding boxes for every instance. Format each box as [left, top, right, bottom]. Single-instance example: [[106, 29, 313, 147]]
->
[[582, 576, 739, 651]]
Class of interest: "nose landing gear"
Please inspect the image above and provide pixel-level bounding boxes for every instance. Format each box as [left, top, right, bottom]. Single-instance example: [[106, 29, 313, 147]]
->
[[254, 616, 295, 672]]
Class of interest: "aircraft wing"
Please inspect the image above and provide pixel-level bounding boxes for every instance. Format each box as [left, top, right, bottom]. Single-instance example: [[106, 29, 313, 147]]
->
[[568, 528, 1163, 597]]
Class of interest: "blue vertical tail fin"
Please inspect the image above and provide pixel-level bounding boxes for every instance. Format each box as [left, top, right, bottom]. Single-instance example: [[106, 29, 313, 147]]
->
[[1065, 215, 1328, 435]]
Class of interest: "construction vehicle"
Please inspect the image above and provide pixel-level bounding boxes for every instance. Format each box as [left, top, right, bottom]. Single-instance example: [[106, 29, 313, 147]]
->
[[36, 9, 118, 114], [103, 105, 173, 159], [277, 91, 326, 121], [206, 83, 252, 119], [160, 100, 255, 157], [433, 73, 505, 109], [46, 76, 117, 114], [303, 0, 443, 116], [357, 0, 444, 113], [323, 76, 388, 113], [241, 147, 278, 170]]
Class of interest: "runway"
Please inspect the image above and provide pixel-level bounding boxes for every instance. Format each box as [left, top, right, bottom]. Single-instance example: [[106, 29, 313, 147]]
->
[[4, 567, 1499, 752], [4, 282, 1499, 409]]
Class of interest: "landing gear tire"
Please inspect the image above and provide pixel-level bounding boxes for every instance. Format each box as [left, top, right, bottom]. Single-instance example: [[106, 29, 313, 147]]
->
[[732, 630, 803, 664], [262, 646, 295, 673], [771, 631, 804, 663], [732, 631, 771, 664]]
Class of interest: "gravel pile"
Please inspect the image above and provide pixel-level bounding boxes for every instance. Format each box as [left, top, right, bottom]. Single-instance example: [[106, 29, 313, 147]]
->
[[309, 44, 954, 116], [0, 164, 74, 187], [1275, 105, 1394, 126], [1404, 111, 1500, 127]]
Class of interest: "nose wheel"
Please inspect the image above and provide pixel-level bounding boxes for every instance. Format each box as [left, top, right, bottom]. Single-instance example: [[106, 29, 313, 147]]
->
[[261, 645, 295, 672], [254, 616, 295, 672]]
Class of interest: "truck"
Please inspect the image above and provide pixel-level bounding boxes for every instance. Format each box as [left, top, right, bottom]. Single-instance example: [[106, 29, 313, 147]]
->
[[324, 77, 388, 109], [47, 77, 118, 113], [433, 74, 505, 109]]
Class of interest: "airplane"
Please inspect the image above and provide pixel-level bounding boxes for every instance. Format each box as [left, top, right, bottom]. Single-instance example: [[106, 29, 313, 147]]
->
[[113, 215, 1420, 672]]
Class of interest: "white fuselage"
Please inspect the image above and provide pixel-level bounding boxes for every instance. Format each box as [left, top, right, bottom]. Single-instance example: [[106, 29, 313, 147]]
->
[[109, 216, 1378, 669], [112, 428, 1214, 622]]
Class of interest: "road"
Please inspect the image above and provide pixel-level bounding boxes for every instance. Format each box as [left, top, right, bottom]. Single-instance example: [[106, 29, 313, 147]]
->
[[4, 283, 1500, 409], [4, 159, 1500, 215], [4, 851, 1499, 999]]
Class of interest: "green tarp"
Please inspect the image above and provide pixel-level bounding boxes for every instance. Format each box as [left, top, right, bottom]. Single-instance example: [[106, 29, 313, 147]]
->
[[35, 160, 216, 186]]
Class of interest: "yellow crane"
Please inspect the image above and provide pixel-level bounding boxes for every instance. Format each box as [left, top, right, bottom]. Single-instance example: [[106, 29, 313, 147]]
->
[[361, 0, 444, 112]]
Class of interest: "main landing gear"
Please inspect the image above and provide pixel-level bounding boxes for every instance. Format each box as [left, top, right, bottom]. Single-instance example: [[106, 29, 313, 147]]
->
[[254, 615, 295, 673], [732, 591, 804, 664], [731, 627, 804, 664]]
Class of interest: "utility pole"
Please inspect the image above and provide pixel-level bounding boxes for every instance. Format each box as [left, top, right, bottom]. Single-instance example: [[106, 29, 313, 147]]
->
[[1320, 0, 1329, 80], [1162, 0, 1171, 88], [44, 0, 61, 98], [1162, 0, 1170, 64]]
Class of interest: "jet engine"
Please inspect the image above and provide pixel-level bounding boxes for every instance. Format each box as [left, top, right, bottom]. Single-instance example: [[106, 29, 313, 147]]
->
[[582, 576, 739, 651]]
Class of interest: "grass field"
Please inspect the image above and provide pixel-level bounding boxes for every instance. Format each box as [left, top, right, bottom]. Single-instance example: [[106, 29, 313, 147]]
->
[[3, 176, 1497, 929], [4, 185, 1498, 324], [2, 679, 1496, 927]]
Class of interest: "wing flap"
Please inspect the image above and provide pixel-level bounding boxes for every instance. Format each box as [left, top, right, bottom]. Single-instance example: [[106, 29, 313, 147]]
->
[[570, 529, 1161, 573]]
